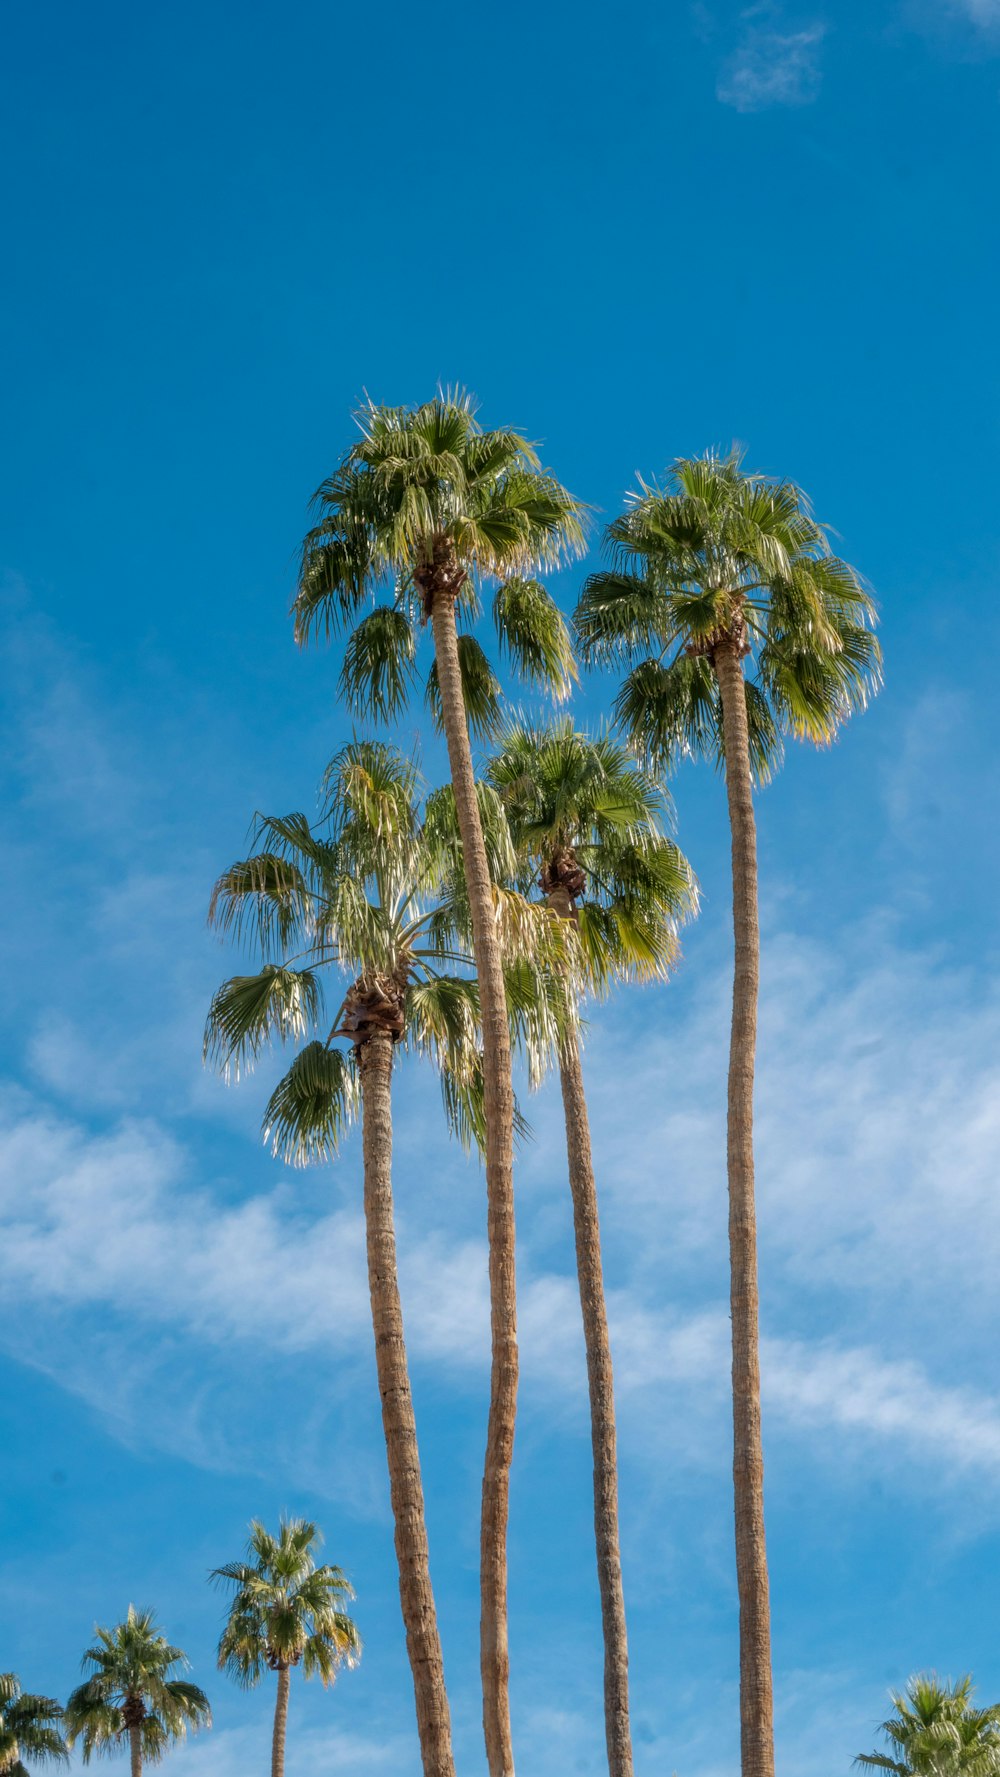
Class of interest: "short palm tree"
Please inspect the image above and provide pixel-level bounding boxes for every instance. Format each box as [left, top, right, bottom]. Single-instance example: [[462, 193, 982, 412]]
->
[[489, 719, 696, 1777], [64, 1607, 210, 1777], [206, 743, 561, 1777], [575, 449, 880, 1777], [0, 1674, 67, 1775], [856, 1675, 1000, 1775], [212, 1518, 359, 1777]]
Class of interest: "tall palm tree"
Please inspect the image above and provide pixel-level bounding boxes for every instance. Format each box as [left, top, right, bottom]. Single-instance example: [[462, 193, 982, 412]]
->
[[206, 743, 562, 1777], [293, 391, 585, 1777], [575, 449, 880, 1777], [488, 719, 696, 1777], [856, 1675, 1000, 1775], [64, 1607, 210, 1777], [0, 1674, 67, 1775], [212, 1518, 359, 1777]]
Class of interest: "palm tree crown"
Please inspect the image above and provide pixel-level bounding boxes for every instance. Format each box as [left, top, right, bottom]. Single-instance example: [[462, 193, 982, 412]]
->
[[488, 717, 697, 988], [212, 1518, 360, 1686], [857, 1675, 1000, 1776], [575, 446, 880, 775], [205, 739, 565, 1154], [63, 1607, 210, 1765], [293, 392, 586, 729], [0, 1674, 67, 1776]]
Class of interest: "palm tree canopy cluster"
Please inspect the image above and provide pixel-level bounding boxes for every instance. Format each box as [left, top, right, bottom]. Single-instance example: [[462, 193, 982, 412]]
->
[[203, 394, 883, 1777], [11, 393, 901, 1777]]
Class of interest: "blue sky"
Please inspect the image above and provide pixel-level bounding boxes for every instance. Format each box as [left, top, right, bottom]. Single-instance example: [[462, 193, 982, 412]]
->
[[2, 0, 1000, 1772]]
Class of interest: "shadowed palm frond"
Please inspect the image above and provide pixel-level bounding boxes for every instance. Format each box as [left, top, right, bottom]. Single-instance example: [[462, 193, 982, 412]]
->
[[425, 634, 503, 741], [493, 577, 576, 698], [262, 1043, 359, 1165]]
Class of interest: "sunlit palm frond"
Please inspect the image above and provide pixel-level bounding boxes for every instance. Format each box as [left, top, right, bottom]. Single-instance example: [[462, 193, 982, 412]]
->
[[204, 966, 322, 1078], [208, 853, 313, 954]]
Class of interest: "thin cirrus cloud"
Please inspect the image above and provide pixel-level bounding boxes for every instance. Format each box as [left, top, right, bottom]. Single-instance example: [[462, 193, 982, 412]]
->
[[6, 1040, 1000, 1495], [716, 20, 826, 111]]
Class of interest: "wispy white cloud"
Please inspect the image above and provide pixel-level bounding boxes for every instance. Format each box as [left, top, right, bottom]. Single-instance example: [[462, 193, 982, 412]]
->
[[952, 0, 1000, 26], [716, 19, 826, 111], [7, 1004, 1000, 1496]]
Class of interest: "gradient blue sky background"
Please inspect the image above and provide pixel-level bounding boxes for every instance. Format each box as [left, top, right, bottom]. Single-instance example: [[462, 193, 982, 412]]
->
[[3, 1, 999, 1772]]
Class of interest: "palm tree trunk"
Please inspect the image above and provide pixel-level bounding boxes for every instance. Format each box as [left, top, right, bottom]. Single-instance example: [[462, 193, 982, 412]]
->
[[358, 1030, 457, 1777], [713, 638, 775, 1777], [557, 1020, 633, 1777], [430, 584, 517, 1777], [128, 1724, 142, 1777], [271, 1662, 291, 1777]]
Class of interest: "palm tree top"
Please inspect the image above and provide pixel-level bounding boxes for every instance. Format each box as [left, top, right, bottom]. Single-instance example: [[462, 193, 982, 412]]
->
[[205, 739, 570, 1156], [291, 392, 587, 729], [575, 445, 881, 775], [63, 1607, 210, 1766], [0, 1672, 67, 1775], [856, 1673, 1000, 1776], [488, 716, 698, 991], [212, 1515, 360, 1689]]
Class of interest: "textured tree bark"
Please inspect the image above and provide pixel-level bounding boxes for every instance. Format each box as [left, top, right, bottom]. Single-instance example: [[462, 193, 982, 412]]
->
[[713, 638, 775, 1777], [430, 585, 518, 1777], [359, 1031, 457, 1777], [557, 1022, 634, 1777], [271, 1662, 291, 1777], [128, 1722, 142, 1777]]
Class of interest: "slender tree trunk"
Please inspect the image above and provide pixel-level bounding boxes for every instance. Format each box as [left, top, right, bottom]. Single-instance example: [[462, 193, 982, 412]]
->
[[557, 1019, 634, 1777], [358, 1031, 457, 1777], [713, 638, 775, 1777], [271, 1662, 291, 1777], [128, 1723, 142, 1777], [430, 585, 518, 1777]]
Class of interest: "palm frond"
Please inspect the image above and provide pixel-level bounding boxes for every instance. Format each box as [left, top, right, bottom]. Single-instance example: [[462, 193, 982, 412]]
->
[[262, 1043, 359, 1165], [204, 966, 322, 1078], [425, 634, 502, 741], [338, 607, 417, 720], [493, 578, 576, 698]]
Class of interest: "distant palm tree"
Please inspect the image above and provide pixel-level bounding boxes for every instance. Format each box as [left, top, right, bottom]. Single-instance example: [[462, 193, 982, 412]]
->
[[206, 742, 562, 1777], [576, 449, 880, 1777], [489, 718, 696, 1777], [293, 394, 585, 1777], [64, 1607, 210, 1777], [211, 1518, 359, 1777], [0, 1673, 67, 1775], [856, 1674, 1000, 1775]]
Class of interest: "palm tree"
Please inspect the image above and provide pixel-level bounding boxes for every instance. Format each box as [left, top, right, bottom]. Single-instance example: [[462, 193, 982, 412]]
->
[[0, 1674, 67, 1775], [488, 718, 696, 1777], [64, 1607, 210, 1777], [212, 1518, 359, 1777], [293, 391, 586, 1777], [206, 743, 562, 1777], [575, 449, 880, 1777], [856, 1675, 1000, 1775]]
